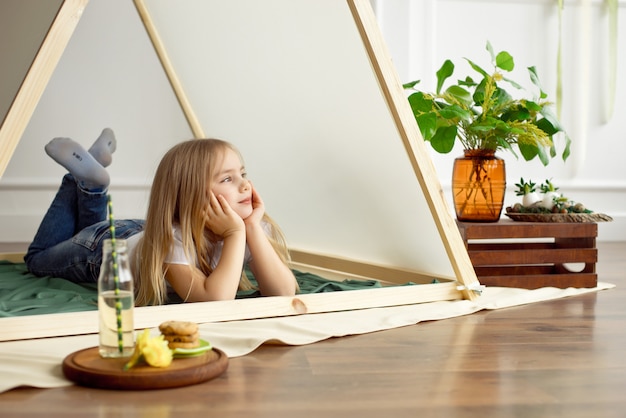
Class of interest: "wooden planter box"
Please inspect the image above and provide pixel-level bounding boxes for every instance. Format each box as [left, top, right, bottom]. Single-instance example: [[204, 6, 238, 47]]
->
[[457, 219, 598, 289]]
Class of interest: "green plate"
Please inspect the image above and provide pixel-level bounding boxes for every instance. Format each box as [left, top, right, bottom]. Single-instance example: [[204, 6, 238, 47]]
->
[[172, 339, 213, 358]]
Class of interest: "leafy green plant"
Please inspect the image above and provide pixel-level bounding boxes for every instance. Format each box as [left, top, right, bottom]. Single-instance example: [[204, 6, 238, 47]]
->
[[403, 41, 571, 165]]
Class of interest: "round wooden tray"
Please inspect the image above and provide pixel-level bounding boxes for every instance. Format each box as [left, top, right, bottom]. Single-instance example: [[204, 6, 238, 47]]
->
[[62, 346, 228, 390], [505, 211, 613, 223]]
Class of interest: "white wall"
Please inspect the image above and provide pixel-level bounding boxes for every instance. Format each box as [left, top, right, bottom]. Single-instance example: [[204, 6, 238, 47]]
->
[[0, 0, 624, 243]]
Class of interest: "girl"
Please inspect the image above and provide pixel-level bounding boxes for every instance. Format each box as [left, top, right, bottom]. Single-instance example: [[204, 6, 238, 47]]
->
[[25, 129, 297, 306]]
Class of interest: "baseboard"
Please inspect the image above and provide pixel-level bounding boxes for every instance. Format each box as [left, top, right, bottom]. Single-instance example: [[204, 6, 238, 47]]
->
[[1, 180, 624, 242], [0, 181, 149, 243], [1, 212, 623, 243]]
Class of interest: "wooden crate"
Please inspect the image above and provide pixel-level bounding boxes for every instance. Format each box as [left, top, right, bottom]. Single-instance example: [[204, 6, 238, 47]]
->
[[457, 219, 598, 289]]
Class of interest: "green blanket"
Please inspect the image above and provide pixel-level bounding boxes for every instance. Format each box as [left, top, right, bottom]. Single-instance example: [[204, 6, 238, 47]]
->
[[0, 261, 388, 317], [0, 262, 99, 317]]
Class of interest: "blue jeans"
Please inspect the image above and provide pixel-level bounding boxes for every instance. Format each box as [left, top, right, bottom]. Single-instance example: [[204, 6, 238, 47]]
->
[[25, 174, 144, 283]]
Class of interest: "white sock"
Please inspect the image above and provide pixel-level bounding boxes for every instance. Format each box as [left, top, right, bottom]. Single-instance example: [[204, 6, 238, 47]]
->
[[45, 137, 110, 190], [88, 128, 117, 168]]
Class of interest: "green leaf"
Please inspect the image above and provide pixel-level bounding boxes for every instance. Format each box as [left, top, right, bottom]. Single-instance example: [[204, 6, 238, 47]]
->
[[430, 126, 457, 153], [528, 66, 547, 99], [535, 117, 559, 136], [536, 144, 550, 166], [497, 139, 517, 158], [439, 104, 471, 121], [525, 100, 542, 112], [435, 60, 454, 94], [549, 141, 557, 158], [495, 51, 514, 71], [491, 86, 512, 107], [539, 106, 563, 132], [518, 142, 539, 162], [486, 41, 495, 62], [469, 117, 499, 132], [501, 107, 531, 122], [403, 80, 420, 89], [445, 85, 472, 106], [472, 78, 487, 105], [457, 76, 477, 88], [507, 126, 527, 137], [465, 58, 488, 78], [407, 91, 433, 113], [502, 76, 523, 90], [562, 133, 572, 161], [415, 112, 437, 141]]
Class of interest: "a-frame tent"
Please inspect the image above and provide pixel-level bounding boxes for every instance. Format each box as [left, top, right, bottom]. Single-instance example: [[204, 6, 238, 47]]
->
[[0, 0, 481, 342]]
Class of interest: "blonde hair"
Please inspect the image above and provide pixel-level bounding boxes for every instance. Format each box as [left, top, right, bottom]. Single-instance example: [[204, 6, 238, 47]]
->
[[132, 139, 291, 306]]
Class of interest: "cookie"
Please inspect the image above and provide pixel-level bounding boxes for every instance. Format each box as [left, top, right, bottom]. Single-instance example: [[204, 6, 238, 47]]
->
[[158, 320, 198, 336], [159, 320, 201, 350], [163, 331, 200, 343]]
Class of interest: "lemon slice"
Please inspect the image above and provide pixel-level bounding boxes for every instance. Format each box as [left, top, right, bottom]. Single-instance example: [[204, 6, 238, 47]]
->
[[172, 339, 212, 358]]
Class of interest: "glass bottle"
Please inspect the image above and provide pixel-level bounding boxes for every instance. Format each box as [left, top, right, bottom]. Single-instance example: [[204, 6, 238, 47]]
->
[[98, 238, 135, 358]]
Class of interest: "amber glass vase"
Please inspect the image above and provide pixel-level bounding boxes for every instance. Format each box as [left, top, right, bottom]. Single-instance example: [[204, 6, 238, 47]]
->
[[452, 150, 506, 222]]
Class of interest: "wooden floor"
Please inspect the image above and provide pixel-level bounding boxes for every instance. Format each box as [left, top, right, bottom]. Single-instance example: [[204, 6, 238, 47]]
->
[[0, 241, 624, 417]]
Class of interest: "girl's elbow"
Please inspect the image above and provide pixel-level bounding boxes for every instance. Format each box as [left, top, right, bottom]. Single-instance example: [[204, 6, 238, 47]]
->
[[267, 281, 298, 297]]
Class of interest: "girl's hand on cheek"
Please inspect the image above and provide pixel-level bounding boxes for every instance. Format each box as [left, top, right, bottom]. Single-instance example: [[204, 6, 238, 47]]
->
[[244, 183, 265, 226], [204, 192, 245, 238]]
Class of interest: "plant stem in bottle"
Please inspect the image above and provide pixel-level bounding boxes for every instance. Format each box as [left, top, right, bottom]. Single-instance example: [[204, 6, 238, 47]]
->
[[98, 290, 134, 358]]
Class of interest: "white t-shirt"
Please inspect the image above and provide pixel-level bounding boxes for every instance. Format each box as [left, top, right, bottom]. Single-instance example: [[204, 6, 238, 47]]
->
[[164, 224, 253, 268], [125, 222, 268, 268]]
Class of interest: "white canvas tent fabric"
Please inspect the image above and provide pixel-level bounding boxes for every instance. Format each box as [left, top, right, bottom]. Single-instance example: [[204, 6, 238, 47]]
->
[[0, 282, 613, 393]]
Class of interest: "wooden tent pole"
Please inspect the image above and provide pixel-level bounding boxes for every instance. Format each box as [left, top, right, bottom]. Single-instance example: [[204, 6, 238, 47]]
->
[[0, 0, 89, 180], [346, 0, 480, 300]]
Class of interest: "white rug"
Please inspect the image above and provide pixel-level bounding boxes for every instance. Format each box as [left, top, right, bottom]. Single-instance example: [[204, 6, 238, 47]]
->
[[0, 282, 614, 393]]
